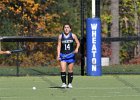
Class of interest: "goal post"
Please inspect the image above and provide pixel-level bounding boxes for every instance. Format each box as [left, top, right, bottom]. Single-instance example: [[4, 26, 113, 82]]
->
[[86, 18, 101, 76], [86, 0, 102, 76]]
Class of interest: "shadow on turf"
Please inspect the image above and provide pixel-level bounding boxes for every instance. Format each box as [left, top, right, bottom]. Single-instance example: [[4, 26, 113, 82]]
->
[[49, 86, 67, 89]]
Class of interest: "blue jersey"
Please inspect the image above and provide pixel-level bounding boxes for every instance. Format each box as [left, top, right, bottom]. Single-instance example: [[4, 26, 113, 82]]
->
[[61, 32, 74, 54], [60, 32, 75, 63]]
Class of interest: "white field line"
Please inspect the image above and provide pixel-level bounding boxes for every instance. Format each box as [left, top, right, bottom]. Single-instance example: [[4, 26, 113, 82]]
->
[[0, 94, 140, 99], [71, 87, 140, 90], [56, 94, 140, 98], [0, 87, 140, 90], [0, 97, 33, 99]]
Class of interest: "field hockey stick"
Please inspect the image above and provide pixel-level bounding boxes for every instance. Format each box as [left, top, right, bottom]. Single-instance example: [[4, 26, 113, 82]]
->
[[10, 49, 24, 53], [61, 51, 75, 59]]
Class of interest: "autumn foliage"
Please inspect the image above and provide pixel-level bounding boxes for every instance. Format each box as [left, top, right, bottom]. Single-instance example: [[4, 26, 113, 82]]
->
[[0, 0, 62, 66]]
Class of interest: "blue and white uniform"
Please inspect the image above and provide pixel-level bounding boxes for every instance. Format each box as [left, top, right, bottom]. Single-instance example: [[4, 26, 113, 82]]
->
[[60, 32, 75, 63]]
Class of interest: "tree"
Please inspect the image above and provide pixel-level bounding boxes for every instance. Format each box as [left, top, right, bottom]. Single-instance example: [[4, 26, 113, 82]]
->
[[119, 0, 140, 63], [48, 0, 81, 36], [0, 0, 17, 36], [0, 0, 62, 66], [110, 0, 120, 64]]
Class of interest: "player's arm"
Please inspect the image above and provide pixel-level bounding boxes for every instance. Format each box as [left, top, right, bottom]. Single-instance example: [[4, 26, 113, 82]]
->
[[0, 51, 11, 54], [73, 34, 80, 53], [57, 35, 62, 60]]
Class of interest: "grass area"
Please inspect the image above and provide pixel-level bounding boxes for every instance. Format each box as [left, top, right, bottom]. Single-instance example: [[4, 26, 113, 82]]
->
[[0, 75, 140, 100], [102, 64, 140, 74], [0, 64, 140, 76], [0, 66, 81, 76]]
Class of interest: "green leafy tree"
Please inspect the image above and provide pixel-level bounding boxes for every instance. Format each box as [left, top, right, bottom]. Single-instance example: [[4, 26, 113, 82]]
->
[[119, 0, 140, 63], [49, 0, 81, 36]]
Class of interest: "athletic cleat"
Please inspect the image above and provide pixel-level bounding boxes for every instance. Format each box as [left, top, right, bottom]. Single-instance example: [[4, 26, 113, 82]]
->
[[61, 83, 67, 88], [67, 83, 73, 88]]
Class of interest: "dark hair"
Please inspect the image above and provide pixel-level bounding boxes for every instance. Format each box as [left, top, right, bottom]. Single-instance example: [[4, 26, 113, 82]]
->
[[63, 23, 72, 29]]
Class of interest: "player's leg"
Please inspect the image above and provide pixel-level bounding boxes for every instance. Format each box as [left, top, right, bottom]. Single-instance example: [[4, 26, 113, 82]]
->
[[68, 63, 74, 88], [60, 61, 67, 88]]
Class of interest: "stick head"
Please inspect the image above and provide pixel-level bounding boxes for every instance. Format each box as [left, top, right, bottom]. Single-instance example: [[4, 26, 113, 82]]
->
[[11, 49, 24, 53]]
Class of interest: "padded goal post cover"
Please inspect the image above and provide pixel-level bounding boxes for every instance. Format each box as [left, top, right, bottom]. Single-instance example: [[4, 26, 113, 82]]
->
[[86, 18, 102, 76]]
